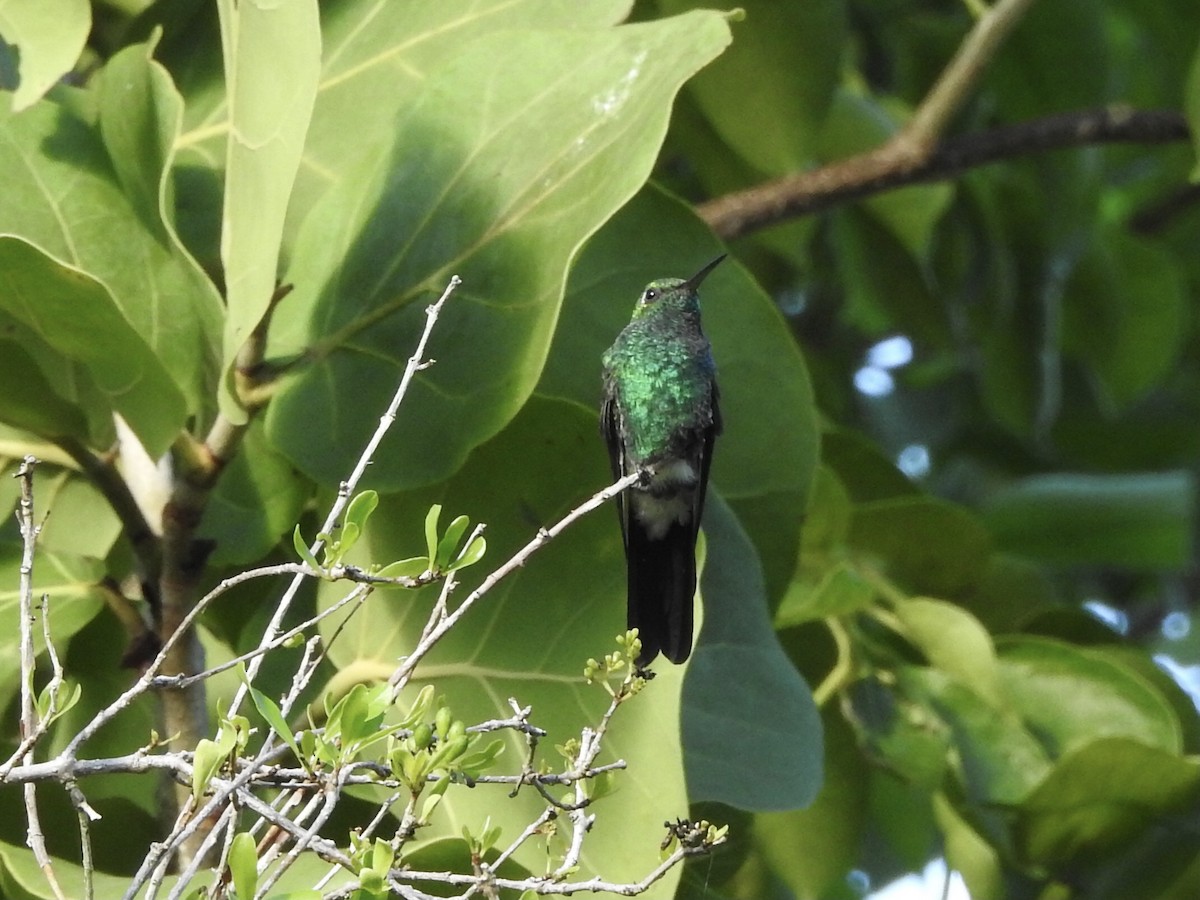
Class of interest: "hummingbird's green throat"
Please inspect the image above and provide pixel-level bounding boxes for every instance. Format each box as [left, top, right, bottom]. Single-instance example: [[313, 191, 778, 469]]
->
[[600, 255, 724, 665]]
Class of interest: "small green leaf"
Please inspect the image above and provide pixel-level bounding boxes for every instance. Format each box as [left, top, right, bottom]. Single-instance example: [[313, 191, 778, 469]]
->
[[446, 535, 487, 572], [226, 714, 252, 755], [398, 685, 436, 731], [336, 525, 359, 559], [358, 866, 386, 896], [292, 525, 322, 571], [228, 831, 259, 900], [340, 490, 379, 556], [344, 490, 379, 529], [242, 672, 303, 764], [420, 790, 445, 823], [316, 529, 342, 566], [191, 738, 222, 802], [420, 776, 451, 821], [894, 597, 1002, 707], [424, 505, 442, 563], [213, 720, 240, 759], [311, 733, 338, 768], [374, 557, 429, 583], [435, 514, 470, 570], [480, 820, 502, 852], [370, 837, 395, 875], [335, 684, 372, 748], [401, 752, 426, 790], [457, 739, 505, 777]]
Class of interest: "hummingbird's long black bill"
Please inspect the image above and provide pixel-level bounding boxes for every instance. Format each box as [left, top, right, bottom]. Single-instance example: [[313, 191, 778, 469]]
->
[[682, 254, 727, 292]]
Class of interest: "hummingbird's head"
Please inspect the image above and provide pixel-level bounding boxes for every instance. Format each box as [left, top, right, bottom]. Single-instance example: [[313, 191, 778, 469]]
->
[[632, 254, 726, 319]]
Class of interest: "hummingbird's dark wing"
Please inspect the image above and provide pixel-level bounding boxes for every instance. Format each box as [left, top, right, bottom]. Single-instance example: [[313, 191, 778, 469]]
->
[[693, 381, 722, 535], [599, 379, 629, 535]]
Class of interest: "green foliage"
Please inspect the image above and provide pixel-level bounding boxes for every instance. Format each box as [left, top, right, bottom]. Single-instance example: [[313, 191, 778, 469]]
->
[[227, 831, 258, 900], [191, 711, 249, 802]]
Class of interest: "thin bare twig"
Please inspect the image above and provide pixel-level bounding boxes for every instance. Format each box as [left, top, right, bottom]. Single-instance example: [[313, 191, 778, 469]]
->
[[15, 458, 67, 900], [228, 275, 461, 720], [389, 841, 709, 897], [388, 471, 642, 692]]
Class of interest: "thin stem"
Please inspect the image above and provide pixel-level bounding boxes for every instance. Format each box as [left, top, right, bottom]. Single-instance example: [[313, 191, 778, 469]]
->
[[388, 471, 642, 692], [227, 275, 461, 720]]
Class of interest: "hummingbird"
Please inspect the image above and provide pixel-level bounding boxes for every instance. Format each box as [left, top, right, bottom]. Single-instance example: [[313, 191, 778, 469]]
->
[[600, 255, 724, 665]]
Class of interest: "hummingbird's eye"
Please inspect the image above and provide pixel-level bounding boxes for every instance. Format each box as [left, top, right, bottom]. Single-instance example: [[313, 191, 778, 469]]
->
[[642, 288, 658, 304]]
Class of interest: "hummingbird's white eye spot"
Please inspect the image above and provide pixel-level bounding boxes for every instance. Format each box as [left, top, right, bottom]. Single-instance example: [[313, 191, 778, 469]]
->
[[641, 289, 658, 305]]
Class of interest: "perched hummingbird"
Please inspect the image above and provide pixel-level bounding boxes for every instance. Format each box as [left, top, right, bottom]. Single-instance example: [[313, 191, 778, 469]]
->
[[600, 255, 724, 665]]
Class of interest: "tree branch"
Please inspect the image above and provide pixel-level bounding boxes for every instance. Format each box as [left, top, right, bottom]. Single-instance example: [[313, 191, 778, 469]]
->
[[699, 107, 1191, 240], [897, 0, 1041, 160]]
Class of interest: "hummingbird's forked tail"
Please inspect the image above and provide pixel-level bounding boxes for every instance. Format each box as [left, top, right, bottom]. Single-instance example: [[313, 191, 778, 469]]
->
[[626, 518, 696, 665]]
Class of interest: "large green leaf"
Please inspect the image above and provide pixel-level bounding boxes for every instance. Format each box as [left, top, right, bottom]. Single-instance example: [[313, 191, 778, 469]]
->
[[1062, 229, 1187, 410], [820, 428, 922, 503], [1014, 738, 1200, 869], [1188, 37, 1200, 178], [829, 207, 950, 345], [982, 471, 1195, 569], [215, 0, 320, 421], [173, 0, 635, 241], [266, 12, 732, 489], [664, 0, 846, 171], [96, 38, 224, 415], [753, 711, 866, 898], [0, 0, 89, 111], [985, 0, 1109, 120], [996, 636, 1183, 758], [893, 597, 1001, 706], [31, 468, 121, 560], [900, 666, 1051, 806], [685, 495, 823, 811], [541, 185, 818, 598], [0, 338, 93, 444], [0, 237, 187, 454], [0, 94, 221, 422], [848, 495, 993, 598]]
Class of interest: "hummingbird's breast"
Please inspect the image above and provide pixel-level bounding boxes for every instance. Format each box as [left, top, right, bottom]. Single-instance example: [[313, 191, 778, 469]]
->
[[611, 333, 714, 465]]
